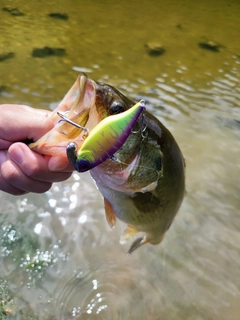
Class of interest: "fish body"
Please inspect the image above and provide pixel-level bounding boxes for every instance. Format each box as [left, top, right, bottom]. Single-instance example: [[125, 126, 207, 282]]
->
[[90, 110, 185, 253], [30, 74, 185, 253]]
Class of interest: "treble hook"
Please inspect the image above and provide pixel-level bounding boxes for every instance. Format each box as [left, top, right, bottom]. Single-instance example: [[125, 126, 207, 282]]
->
[[140, 113, 148, 138], [131, 111, 148, 139], [57, 111, 89, 139]]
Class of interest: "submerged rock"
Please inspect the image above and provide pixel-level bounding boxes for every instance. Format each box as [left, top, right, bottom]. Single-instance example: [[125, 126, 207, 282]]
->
[[32, 47, 66, 58], [0, 52, 15, 62], [2, 7, 24, 16], [145, 42, 166, 56], [48, 12, 68, 20], [176, 24, 183, 29], [198, 40, 223, 52], [0, 85, 8, 92], [0, 85, 10, 97]]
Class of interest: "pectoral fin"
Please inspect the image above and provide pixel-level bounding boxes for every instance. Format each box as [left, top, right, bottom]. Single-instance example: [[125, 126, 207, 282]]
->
[[104, 198, 117, 228]]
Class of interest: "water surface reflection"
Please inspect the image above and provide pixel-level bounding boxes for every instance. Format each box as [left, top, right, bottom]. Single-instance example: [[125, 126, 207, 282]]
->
[[0, 0, 240, 319]]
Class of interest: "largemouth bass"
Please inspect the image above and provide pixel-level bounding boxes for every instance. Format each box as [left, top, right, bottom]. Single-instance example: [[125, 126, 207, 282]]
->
[[30, 74, 185, 253]]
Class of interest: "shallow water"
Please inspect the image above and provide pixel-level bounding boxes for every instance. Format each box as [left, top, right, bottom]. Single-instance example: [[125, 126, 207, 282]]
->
[[0, 0, 240, 319]]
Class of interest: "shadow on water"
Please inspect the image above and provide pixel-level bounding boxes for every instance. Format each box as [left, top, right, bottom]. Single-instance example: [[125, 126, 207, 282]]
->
[[0, 0, 240, 319]]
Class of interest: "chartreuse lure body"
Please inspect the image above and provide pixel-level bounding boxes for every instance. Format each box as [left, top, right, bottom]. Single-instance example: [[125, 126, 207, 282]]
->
[[67, 99, 146, 172]]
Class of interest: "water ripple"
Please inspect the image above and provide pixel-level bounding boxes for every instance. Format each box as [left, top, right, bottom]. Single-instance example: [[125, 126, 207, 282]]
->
[[52, 250, 163, 320]]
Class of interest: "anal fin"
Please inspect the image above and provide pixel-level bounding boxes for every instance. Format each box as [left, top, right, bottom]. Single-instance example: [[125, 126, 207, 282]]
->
[[120, 225, 139, 244]]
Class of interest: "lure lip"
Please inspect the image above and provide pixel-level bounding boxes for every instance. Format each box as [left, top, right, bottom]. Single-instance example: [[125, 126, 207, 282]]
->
[[67, 100, 146, 172]]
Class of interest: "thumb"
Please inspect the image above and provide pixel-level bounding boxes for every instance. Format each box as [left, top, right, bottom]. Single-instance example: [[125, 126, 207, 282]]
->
[[0, 105, 54, 142]]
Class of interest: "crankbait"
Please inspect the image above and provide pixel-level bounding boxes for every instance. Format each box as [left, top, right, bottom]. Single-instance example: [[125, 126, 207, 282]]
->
[[66, 99, 146, 172]]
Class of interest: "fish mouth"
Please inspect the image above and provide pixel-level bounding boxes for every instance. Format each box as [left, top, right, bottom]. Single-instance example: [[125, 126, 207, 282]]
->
[[29, 74, 101, 156]]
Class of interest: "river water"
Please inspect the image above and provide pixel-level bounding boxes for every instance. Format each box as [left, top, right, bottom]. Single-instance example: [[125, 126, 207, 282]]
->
[[0, 0, 240, 319]]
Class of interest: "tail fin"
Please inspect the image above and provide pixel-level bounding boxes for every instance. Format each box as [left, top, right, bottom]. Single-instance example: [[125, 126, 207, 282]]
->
[[127, 233, 165, 254]]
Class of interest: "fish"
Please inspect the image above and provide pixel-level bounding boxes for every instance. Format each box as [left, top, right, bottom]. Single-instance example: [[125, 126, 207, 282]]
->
[[30, 74, 185, 254]]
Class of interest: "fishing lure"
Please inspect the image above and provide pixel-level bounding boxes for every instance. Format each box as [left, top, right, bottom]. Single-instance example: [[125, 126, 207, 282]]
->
[[66, 99, 146, 172]]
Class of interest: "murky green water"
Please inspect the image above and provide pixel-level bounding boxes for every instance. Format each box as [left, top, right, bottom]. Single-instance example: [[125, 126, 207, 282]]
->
[[0, 0, 240, 319]]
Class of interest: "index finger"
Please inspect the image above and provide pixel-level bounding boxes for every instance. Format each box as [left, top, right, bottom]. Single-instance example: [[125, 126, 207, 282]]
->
[[9, 143, 73, 182]]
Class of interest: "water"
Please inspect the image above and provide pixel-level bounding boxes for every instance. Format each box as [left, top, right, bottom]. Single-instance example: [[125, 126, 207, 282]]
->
[[0, 0, 240, 319]]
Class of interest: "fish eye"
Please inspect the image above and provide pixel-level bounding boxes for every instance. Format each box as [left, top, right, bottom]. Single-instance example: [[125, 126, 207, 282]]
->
[[109, 101, 125, 115]]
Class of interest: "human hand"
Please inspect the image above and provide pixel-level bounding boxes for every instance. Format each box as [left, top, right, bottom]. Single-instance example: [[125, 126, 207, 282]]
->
[[0, 104, 73, 195]]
